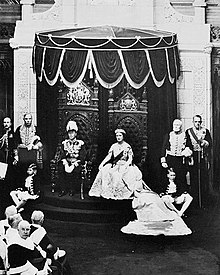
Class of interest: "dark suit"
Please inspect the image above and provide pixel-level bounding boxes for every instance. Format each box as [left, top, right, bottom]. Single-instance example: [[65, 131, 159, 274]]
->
[[0, 129, 18, 214]]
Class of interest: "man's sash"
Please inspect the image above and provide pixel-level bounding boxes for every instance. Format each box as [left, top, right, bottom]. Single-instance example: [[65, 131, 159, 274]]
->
[[189, 128, 202, 147]]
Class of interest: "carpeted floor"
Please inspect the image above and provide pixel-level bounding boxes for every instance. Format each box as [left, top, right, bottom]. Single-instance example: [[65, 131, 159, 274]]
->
[[24, 193, 220, 275]]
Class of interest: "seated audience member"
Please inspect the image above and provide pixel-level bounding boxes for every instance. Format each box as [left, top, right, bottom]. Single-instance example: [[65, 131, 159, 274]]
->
[[10, 163, 41, 212], [160, 169, 193, 217], [7, 220, 51, 275], [5, 213, 23, 244], [58, 120, 86, 197], [0, 236, 7, 273], [89, 128, 143, 200], [0, 205, 18, 237], [30, 210, 73, 275]]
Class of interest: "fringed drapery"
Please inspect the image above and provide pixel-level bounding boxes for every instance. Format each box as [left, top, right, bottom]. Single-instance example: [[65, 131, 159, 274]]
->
[[43, 48, 64, 86], [34, 45, 180, 89], [33, 26, 180, 89], [60, 50, 90, 88]]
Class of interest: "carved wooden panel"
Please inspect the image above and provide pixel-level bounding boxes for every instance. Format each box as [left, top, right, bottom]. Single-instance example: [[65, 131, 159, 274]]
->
[[50, 80, 99, 189], [108, 84, 148, 165], [57, 81, 99, 159]]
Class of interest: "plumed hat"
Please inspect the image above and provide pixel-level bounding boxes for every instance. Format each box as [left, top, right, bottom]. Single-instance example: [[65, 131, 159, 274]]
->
[[66, 120, 78, 132], [115, 128, 126, 135]]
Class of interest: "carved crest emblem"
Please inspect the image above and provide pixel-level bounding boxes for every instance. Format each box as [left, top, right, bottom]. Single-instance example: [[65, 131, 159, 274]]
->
[[119, 93, 138, 111], [67, 83, 91, 106]]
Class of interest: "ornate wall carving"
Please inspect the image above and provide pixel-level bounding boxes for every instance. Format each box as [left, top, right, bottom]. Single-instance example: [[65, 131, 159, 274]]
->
[[108, 86, 148, 165], [57, 81, 99, 145], [180, 55, 206, 117], [211, 26, 220, 43], [0, 23, 15, 39], [16, 53, 31, 124], [67, 84, 91, 106]]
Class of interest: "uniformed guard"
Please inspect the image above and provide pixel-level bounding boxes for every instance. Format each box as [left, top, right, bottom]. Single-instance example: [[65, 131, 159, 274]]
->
[[161, 119, 193, 195], [186, 114, 212, 208]]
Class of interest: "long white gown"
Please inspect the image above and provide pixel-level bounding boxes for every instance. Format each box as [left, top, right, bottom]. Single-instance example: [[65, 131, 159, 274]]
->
[[89, 141, 143, 200], [121, 189, 192, 236], [89, 141, 192, 236]]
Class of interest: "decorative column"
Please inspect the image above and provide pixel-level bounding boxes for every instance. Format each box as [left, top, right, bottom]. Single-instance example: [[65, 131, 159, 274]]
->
[[203, 45, 213, 132], [193, 0, 207, 24], [10, 0, 36, 129], [20, 0, 35, 22]]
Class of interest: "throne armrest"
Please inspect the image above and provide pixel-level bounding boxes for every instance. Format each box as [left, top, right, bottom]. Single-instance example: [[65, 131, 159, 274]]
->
[[137, 147, 147, 170], [50, 146, 62, 192], [81, 145, 98, 181]]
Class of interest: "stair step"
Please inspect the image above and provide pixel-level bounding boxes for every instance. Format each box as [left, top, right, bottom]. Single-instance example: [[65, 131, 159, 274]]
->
[[34, 202, 135, 223], [43, 185, 133, 210], [35, 185, 136, 223]]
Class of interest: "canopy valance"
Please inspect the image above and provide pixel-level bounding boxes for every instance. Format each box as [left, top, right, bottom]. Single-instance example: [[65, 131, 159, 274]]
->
[[33, 25, 180, 89]]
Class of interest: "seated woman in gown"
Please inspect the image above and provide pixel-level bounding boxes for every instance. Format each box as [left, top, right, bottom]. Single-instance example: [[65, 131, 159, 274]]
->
[[89, 128, 192, 235], [89, 128, 143, 200]]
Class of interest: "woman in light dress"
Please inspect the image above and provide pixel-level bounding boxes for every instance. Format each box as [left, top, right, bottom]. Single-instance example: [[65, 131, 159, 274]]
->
[[89, 128, 192, 236], [89, 128, 143, 200]]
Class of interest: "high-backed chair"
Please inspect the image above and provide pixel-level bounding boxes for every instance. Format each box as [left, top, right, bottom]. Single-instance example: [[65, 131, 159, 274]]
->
[[50, 81, 99, 199], [108, 84, 148, 169]]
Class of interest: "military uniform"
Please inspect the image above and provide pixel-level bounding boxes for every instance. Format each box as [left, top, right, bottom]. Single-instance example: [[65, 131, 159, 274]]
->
[[186, 126, 212, 207], [58, 121, 86, 196], [161, 131, 192, 195]]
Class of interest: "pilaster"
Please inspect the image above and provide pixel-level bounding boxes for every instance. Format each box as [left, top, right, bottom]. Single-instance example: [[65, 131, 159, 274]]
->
[[13, 48, 37, 129], [193, 0, 207, 24], [177, 45, 213, 132]]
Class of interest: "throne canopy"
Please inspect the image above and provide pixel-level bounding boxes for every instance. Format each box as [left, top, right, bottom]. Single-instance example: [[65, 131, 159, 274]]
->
[[33, 25, 180, 89]]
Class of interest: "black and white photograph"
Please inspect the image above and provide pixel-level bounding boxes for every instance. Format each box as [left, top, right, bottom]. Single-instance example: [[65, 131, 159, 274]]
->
[[0, 0, 220, 274]]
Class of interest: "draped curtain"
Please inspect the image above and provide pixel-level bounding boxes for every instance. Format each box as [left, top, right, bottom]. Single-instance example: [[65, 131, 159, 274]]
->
[[34, 45, 180, 90], [33, 26, 180, 90], [34, 26, 180, 190], [37, 78, 59, 181], [144, 76, 177, 191]]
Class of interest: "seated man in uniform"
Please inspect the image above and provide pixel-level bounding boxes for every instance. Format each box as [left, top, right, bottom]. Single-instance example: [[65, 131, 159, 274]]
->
[[58, 120, 86, 197]]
